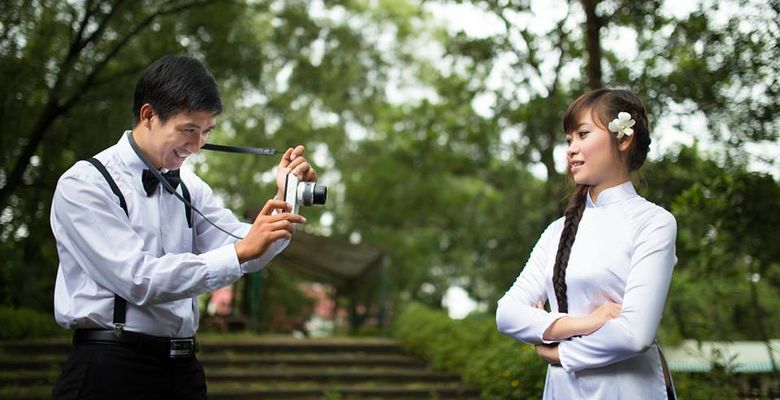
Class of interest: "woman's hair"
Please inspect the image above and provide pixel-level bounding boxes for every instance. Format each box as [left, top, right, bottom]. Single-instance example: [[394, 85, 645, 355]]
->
[[552, 88, 651, 313]]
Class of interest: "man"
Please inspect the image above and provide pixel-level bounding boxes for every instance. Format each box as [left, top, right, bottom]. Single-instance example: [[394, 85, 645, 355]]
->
[[50, 55, 316, 399]]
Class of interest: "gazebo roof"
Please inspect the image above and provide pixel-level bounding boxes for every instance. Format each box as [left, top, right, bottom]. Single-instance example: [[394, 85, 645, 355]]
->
[[665, 339, 780, 373], [268, 230, 385, 288]]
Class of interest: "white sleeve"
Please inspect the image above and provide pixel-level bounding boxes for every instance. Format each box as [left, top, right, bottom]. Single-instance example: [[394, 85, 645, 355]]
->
[[496, 220, 568, 345], [186, 174, 290, 274], [51, 172, 244, 306], [558, 212, 677, 372]]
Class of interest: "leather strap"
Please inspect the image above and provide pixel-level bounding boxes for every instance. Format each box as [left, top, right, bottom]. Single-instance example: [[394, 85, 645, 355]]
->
[[658, 347, 677, 400], [83, 158, 193, 335], [84, 158, 129, 332], [74, 329, 198, 358]]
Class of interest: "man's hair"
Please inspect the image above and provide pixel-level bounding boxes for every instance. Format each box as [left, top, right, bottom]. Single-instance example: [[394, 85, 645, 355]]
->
[[132, 55, 223, 126]]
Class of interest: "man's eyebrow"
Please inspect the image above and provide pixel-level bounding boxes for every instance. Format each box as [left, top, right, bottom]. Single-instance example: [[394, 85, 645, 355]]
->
[[178, 122, 216, 130]]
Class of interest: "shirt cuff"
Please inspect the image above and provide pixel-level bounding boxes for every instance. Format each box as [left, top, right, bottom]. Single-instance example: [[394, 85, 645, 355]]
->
[[202, 244, 243, 290], [557, 339, 576, 372], [539, 312, 567, 344], [239, 237, 291, 274]]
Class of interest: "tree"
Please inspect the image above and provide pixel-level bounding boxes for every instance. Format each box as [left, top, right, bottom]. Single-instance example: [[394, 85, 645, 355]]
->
[[0, 0, 395, 307], [1, 0, 778, 351]]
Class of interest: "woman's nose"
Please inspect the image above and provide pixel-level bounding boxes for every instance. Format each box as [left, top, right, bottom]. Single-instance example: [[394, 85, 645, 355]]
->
[[567, 140, 579, 157]]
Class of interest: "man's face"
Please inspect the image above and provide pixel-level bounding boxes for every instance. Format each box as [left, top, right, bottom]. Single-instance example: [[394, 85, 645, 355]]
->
[[146, 110, 216, 170]]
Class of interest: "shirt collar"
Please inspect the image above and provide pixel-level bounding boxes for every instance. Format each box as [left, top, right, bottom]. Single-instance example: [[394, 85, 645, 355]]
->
[[116, 130, 150, 179], [586, 181, 637, 208]]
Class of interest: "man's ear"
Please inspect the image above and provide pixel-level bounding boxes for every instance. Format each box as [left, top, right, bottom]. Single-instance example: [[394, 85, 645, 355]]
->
[[618, 134, 634, 152], [139, 104, 155, 130]]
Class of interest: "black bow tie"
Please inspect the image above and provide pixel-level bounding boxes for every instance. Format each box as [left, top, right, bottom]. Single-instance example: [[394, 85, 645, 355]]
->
[[142, 169, 181, 196]]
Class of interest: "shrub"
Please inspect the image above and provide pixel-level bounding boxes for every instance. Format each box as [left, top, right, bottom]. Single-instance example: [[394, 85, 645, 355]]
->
[[0, 306, 65, 339], [391, 302, 741, 400], [391, 302, 546, 399]]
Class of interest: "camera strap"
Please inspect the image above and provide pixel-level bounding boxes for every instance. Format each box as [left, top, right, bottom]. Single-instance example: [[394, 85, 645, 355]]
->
[[126, 131, 244, 240], [201, 143, 277, 156]]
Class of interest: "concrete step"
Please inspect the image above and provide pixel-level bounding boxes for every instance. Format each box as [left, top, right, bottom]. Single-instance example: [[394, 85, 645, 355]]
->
[[0, 353, 426, 370], [0, 337, 405, 355], [0, 384, 480, 400], [0, 336, 479, 400], [0, 367, 460, 385], [207, 383, 480, 399]]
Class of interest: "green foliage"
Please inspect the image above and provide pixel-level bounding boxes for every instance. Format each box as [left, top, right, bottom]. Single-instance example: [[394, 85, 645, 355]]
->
[[0, 306, 65, 340], [392, 302, 546, 399], [641, 146, 780, 342], [255, 269, 316, 333], [392, 303, 743, 400], [1, 0, 778, 351], [673, 372, 741, 400]]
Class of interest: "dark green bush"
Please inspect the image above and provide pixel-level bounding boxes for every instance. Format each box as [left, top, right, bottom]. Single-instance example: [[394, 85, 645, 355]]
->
[[391, 302, 742, 400], [391, 302, 546, 399], [0, 306, 65, 339]]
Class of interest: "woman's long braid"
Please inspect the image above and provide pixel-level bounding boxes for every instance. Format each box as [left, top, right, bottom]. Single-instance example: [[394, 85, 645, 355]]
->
[[552, 184, 588, 313]]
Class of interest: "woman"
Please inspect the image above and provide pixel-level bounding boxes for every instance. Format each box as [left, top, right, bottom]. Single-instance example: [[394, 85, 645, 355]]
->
[[496, 88, 677, 399]]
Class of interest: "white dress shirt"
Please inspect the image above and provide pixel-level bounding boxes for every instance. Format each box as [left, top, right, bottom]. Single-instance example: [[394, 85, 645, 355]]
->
[[51, 132, 288, 337], [496, 181, 677, 399]]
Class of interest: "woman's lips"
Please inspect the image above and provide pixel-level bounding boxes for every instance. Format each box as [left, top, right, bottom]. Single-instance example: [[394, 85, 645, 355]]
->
[[570, 160, 584, 173]]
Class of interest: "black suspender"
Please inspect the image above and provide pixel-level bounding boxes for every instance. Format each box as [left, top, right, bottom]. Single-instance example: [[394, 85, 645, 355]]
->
[[181, 182, 192, 228], [83, 157, 192, 335]]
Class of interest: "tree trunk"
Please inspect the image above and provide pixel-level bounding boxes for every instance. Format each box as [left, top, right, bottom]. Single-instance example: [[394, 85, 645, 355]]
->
[[581, 0, 603, 90], [0, 99, 63, 212]]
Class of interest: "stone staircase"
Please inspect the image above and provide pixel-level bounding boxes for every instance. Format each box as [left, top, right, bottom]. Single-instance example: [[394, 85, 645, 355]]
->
[[0, 336, 479, 399]]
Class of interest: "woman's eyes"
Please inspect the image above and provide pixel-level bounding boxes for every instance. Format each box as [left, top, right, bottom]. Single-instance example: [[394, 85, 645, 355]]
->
[[566, 131, 590, 144]]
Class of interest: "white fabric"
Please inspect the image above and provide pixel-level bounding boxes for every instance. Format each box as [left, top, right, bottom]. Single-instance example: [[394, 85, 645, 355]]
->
[[51, 132, 288, 337], [496, 181, 677, 399]]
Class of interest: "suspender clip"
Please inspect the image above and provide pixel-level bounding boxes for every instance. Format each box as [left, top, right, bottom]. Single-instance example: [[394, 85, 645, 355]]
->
[[113, 323, 125, 338]]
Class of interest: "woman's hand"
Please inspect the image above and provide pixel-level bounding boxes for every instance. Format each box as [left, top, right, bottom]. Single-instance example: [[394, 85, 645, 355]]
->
[[535, 343, 561, 365], [540, 301, 622, 341], [587, 302, 622, 331], [534, 302, 561, 365]]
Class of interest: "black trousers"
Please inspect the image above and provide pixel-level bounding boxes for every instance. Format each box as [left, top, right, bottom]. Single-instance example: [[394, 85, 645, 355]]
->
[[51, 342, 206, 400]]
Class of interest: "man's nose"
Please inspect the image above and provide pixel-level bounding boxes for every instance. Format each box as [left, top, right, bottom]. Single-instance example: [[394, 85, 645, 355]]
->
[[189, 133, 207, 153]]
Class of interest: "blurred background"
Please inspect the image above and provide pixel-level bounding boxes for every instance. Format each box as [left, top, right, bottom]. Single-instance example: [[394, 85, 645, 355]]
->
[[0, 0, 777, 399]]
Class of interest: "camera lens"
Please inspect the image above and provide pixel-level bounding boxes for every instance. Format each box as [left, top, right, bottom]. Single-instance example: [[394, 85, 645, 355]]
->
[[299, 182, 327, 206], [313, 185, 327, 205]]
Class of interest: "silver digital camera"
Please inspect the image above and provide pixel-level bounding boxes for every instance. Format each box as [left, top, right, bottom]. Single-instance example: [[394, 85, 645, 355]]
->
[[284, 172, 327, 214]]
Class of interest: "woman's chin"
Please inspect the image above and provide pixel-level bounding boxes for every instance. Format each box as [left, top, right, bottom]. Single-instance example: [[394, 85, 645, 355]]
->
[[572, 174, 591, 186]]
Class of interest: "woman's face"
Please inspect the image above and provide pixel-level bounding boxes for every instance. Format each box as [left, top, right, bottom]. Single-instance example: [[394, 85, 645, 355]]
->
[[565, 110, 628, 189]]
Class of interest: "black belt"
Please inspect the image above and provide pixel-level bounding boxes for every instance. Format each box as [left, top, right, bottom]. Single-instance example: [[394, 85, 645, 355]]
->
[[73, 329, 199, 359]]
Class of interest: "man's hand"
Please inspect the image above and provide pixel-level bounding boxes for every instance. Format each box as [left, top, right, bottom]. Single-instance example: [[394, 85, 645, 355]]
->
[[234, 199, 306, 263], [276, 145, 318, 199], [535, 343, 561, 365]]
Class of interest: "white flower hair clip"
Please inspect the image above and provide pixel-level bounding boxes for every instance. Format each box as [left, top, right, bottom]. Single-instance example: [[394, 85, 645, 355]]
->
[[608, 112, 636, 139]]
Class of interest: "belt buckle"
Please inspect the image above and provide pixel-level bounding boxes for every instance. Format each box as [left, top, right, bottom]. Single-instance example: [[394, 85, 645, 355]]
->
[[169, 338, 195, 358]]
